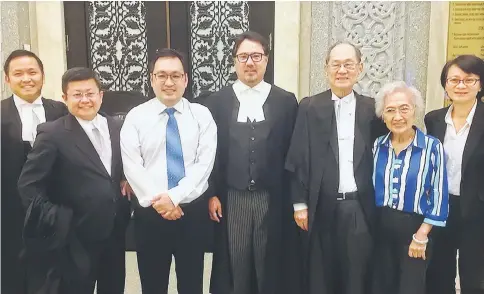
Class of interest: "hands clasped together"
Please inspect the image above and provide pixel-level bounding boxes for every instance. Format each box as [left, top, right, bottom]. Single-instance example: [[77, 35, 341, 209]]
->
[[152, 193, 184, 220]]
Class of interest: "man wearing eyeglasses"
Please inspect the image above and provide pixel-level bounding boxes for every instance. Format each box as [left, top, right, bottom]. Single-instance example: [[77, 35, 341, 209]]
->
[[17, 67, 131, 294], [285, 42, 387, 294], [204, 31, 300, 294], [120, 48, 217, 294]]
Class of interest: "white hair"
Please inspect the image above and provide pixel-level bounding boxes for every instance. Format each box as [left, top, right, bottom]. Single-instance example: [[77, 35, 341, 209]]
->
[[374, 81, 425, 118]]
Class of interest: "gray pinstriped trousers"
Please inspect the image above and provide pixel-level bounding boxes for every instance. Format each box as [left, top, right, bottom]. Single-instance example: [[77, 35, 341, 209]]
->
[[226, 189, 270, 294]]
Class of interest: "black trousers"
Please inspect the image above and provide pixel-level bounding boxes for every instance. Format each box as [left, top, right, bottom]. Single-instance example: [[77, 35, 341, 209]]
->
[[310, 199, 372, 294], [372, 207, 430, 294], [26, 230, 126, 294], [427, 195, 484, 294], [134, 198, 206, 294]]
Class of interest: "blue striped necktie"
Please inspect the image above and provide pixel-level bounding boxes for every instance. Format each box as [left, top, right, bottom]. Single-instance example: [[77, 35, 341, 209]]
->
[[165, 108, 185, 189]]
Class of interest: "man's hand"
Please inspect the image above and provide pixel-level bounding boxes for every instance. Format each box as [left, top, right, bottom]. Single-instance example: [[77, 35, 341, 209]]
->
[[120, 180, 134, 200], [294, 209, 308, 231], [152, 193, 175, 214], [162, 206, 184, 221], [208, 196, 222, 223]]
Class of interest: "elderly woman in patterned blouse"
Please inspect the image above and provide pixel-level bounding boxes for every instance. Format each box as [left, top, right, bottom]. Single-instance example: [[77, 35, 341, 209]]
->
[[371, 81, 449, 294]]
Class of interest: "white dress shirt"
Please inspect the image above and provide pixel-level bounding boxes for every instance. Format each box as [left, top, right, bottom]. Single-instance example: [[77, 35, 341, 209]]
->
[[293, 91, 358, 211], [76, 114, 112, 176], [13, 95, 46, 144], [443, 100, 477, 196], [120, 97, 217, 207], [233, 80, 271, 122]]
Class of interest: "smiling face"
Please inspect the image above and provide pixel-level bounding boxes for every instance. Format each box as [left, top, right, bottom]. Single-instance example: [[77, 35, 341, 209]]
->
[[382, 90, 416, 136], [325, 43, 362, 97], [62, 79, 103, 121], [150, 57, 188, 107], [445, 64, 481, 105], [5, 56, 44, 102], [234, 39, 268, 87]]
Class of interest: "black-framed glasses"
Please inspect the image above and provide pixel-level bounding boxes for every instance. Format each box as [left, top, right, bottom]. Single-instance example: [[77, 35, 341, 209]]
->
[[152, 72, 185, 83], [446, 77, 480, 87], [235, 53, 265, 63]]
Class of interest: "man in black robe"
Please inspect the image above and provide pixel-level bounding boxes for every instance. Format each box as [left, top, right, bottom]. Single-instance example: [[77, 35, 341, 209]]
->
[[1, 50, 67, 294], [205, 31, 301, 294], [285, 42, 387, 294]]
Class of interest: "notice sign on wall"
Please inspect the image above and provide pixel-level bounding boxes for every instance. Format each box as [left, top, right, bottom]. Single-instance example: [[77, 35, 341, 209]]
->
[[447, 2, 484, 60]]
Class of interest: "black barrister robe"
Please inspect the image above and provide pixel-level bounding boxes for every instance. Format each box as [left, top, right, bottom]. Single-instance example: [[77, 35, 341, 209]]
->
[[285, 90, 387, 294], [204, 85, 303, 294], [1, 96, 67, 294]]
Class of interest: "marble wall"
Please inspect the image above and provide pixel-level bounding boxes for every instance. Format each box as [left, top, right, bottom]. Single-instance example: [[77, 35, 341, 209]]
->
[[1, 1, 31, 100]]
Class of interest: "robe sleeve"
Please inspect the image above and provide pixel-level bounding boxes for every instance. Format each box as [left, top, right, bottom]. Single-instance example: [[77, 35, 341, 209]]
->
[[285, 96, 311, 206]]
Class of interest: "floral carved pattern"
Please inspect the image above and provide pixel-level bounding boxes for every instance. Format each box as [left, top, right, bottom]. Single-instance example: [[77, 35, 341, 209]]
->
[[190, 1, 250, 97], [332, 2, 406, 97], [88, 2, 149, 95]]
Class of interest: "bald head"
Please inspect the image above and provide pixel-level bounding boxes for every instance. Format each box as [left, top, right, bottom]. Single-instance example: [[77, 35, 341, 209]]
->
[[325, 42, 362, 65]]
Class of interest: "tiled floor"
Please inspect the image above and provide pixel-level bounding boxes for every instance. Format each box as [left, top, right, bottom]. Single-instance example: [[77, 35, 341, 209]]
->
[[123, 252, 212, 294], [102, 252, 460, 294]]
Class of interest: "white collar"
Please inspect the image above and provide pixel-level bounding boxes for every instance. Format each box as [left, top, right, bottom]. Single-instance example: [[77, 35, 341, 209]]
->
[[331, 91, 355, 104], [445, 100, 477, 126], [76, 113, 103, 130], [233, 79, 271, 94], [13, 94, 43, 108], [155, 97, 185, 115]]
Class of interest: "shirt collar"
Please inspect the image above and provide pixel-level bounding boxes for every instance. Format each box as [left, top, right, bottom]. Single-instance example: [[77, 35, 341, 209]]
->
[[13, 94, 43, 107], [444, 100, 478, 126], [155, 97, 185, 115], [379, 126, 426, 149], [76, 113, 102, 130], [233, 79, 270, 94], [331, 91, 355, 104]]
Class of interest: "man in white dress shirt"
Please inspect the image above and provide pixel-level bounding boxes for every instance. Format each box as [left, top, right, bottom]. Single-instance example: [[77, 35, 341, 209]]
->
[[205, 31, 300, 294], [1, 49, 67, 294], [120, 48, 217, 294], [17, 67, 131, 293]]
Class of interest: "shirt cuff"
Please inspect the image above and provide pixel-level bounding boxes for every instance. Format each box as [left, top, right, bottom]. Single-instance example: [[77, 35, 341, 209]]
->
[[293, 203, 308, 211], [167, 187, 184, 207], [423, 217, 446, 227]]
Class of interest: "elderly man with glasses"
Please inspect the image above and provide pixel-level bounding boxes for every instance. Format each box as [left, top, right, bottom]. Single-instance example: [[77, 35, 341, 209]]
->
[[285, 41, 387, 294]]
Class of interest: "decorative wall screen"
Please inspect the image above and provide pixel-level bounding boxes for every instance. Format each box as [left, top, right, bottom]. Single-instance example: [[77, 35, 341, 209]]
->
[[190, 1, 250, 97], [88, 1, 149, 95], [310, 1, 430, 101]]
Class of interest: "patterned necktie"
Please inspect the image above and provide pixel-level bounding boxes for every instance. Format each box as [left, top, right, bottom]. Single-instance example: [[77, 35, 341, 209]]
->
[[165, 108, 185, 189]]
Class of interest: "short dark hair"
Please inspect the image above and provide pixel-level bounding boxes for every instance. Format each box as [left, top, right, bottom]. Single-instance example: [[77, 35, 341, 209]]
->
[[4, 49, 44, 75], [149, 48, 187, 74], [62, 67, 102, 94], [325, 41, 362, 64], [232, 31, 270, 57], [440, 54, 484, 99]]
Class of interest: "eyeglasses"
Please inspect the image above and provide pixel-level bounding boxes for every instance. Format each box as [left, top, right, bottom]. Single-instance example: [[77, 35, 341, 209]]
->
[[383, 105, 414, 116], [446, 78, 480, 86], [235, 53, 265, 63], [153, 72, 184, 83], [71, 92, 98, 100], [328, 63, 359, 71]]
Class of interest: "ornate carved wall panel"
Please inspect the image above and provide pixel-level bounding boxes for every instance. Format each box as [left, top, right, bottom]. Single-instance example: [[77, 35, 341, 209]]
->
[[88, 2, 149, 95], [310, 1, 431, 105], [190, 1, 250, 97]]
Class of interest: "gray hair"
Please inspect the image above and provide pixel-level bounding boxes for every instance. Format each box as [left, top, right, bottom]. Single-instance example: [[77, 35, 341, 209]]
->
[[374, 81, 425, 118], [325, 41, 362, 64]]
